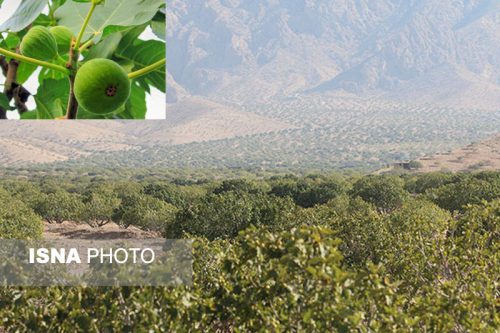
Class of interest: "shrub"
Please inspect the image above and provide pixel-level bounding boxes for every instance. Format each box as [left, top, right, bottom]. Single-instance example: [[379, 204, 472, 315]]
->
[[351, 175, 409, 212], [429, 177, 500, 212], [166, 191, 297, 239], [0, 188, 43, 239], [113, 194, 177, 231], [80, 186, 121, 227], [404, 172, 455, 194], [382, 199, 451, 290], [33, 190, 84, 224], [270, 175, 349, 208], [143, 183, 187, 207], [290, 195, 385, 266], [213, 226, 408, 331]]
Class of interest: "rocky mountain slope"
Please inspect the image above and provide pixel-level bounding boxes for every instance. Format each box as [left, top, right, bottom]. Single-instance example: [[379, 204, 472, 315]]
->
[[167, 0, 500, 109]]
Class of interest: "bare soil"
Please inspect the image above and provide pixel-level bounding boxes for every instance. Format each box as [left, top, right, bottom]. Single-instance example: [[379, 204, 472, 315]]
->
[[43, 221, 161, 240]]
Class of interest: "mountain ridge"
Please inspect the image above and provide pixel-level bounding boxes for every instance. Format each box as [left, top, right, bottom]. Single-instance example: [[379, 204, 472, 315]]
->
[[167, 0, 500, 109]]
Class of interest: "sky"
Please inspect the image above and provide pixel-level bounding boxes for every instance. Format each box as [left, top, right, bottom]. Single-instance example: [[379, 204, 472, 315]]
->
[[0, 0, 165, 119]]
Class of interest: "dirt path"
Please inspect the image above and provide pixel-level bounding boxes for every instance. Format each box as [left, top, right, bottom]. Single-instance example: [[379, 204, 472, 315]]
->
[[43, 221, 161, 240]]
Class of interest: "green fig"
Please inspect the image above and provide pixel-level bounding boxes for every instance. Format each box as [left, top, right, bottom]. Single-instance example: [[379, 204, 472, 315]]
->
[[20, 26, 59, 62], [74, 58, 131, 115], [49, 26, 74, 55]]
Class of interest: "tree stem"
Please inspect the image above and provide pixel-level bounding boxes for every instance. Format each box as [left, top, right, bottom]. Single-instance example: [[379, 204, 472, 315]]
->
[[1, 56, 31, 118], [74, 2, 97, 50], [65, 74, 79, 119], [0, 47, 70, 75], [128, 59, 166, 79], [65, 47, 80, 119]]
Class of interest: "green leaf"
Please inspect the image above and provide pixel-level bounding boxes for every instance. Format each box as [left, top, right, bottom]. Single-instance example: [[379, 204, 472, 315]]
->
[[34, 95, 55, 119], [34, 79, 70, 119], [119, 82, 147, 119], [4, 33, 20, 49], [85, 32, 122, 60], [55, 0, 164, 44], [38, 67, 68, 84], [150, 11, 166, 41], [0, 92, 10, 109], [116, 36, 166, 93], [0, 0, 47, 32], [150, 20, 165, 41], [17, 62, 38, 84], [20, 110, 38, 119]]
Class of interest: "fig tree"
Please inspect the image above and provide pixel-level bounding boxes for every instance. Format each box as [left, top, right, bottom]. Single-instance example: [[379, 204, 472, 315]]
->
[[74, 58, 131, 114], [49, 26, 74, 55], [20, 26, 59, 62]]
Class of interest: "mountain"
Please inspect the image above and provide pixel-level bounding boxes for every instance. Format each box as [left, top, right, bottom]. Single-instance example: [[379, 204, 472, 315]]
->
[[167, 0, 500, 108], [0, 1, 498, 171]]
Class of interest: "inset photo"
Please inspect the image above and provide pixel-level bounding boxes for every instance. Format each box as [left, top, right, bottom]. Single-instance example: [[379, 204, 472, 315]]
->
[[0, 0, 166, 120]]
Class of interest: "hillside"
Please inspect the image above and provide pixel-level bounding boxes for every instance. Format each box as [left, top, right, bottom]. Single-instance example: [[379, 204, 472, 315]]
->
[[417, 134, 500, 172], [0, 106, 292, 165], [0, 99, 497, 170]]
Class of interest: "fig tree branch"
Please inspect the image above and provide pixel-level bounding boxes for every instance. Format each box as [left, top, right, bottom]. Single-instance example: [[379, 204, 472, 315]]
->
[[74, 2, 98, 50], [1, 56, 31, 118], [0, 56, 8, 76], [65, 45, 79, 120], [79, 39, 94, 53], [0, 47, 70, 75], [65, 74, 78, 119], [128, 59, 166, 79]]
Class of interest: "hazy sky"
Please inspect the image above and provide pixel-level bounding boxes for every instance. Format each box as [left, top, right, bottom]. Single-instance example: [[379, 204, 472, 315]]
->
[[0, 0, 165, 119]]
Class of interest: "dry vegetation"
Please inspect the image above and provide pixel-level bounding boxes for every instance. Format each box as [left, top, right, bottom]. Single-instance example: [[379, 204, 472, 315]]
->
[[0, 98, 497, 171], [417, 134, 500, 172]]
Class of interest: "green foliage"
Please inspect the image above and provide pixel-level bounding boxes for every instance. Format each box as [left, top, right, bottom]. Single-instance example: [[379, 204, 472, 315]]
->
[[33, 189, 84, 224], [295, 195, 387, 266], [0, 188, 42, 239], [207, 226, 409, 331], [407, 160, 423, 169], [80, 185, 120, 227], [167, 191, 297, 240], [429, 175, 500, 212], [404, 171, 455, 193], [143, 183, 187, 207], [213, 179, 268, 195], [270, 175, 349, 208], [351, 175, 409, 212], [0, 170, 498, 331], [113, 193, 177, 231], [381, 199, 451, 291]]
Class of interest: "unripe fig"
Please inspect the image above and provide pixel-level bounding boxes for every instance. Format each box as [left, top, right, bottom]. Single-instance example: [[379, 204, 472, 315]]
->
[[74, 59, 131, 114], [20, 26, 59, 61], [49, 26, 74, 54]]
